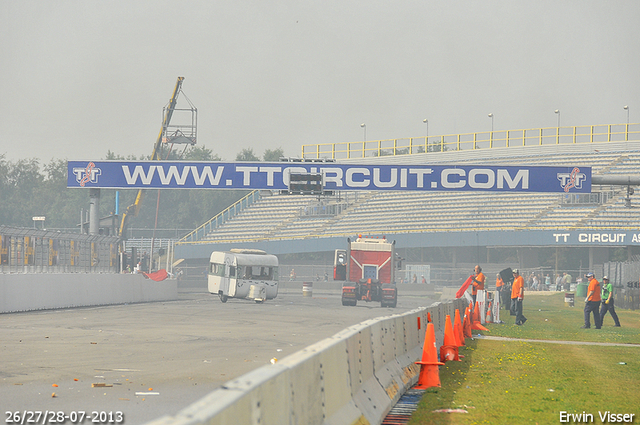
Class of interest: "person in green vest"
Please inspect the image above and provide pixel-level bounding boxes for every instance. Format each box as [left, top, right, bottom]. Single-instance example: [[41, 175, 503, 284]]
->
[[599, 276, 621, 327], [562, 272, 572, 291]]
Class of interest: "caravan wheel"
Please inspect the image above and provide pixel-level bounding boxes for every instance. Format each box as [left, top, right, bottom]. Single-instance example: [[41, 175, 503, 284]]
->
[[219, 294, 228, 303]]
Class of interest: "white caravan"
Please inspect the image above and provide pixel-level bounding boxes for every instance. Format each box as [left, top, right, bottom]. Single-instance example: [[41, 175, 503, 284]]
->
[[208, 249, 279, 303]]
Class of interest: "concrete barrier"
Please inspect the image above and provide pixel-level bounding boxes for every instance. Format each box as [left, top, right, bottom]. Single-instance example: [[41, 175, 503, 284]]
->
[[0, 273, 178, 313], [146, 297, 466, 425]]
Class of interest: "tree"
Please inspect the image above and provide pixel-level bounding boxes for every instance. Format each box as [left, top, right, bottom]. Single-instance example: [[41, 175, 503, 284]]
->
[[263, 147, 284, 162], [183, 144, 221, 161], [236, 148, 259, 162], [0, 158, 45, 227]]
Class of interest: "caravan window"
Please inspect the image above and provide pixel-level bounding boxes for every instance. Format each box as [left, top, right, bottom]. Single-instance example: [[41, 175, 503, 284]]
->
[[238, 265, 274, 281], [229, 266, 236, 278], [210, 263, 225, 277]]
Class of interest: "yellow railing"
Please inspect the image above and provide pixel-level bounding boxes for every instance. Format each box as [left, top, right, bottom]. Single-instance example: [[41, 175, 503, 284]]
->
[[301, 123, 640, 159]]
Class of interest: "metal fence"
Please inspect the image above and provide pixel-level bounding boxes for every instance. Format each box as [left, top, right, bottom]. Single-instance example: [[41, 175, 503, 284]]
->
[[302, 123, 640, 159], [0, 225, 118, 273], [600, 261, 640, 310]]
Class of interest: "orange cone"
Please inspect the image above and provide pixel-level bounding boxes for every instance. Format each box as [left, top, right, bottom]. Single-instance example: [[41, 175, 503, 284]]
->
[[486, 301, 493, 323], [427, 312, 432, 323], [471, 302, 489, 331], [472, 321, 489, 331], [463, 307, 472, 338], [415, 323, 444, 389], [472, 301, 490, 331], [439, 315, 460, 362], [454, 309, 465, 347], [473, 301, 480, 323]]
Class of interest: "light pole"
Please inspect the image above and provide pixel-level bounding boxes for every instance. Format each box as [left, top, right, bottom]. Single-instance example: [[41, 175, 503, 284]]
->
[[423, 119, 428, 153], [624, 106, 629, 141], [488, 113, 494, 147], [555, 110, 560, 144], [360, 123, 366, 141], [624, 105, 629, 125]]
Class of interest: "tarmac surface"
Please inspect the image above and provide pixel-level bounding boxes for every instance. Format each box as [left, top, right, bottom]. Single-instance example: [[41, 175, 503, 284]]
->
[[1, 285, 436, 425]]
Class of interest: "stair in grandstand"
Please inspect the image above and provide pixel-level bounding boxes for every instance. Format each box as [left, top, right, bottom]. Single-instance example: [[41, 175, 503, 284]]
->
[[267, 192, 373, 239], [263, 216, 299, 239], [572, 193, 622, 229], [310, 192, 375, 236]]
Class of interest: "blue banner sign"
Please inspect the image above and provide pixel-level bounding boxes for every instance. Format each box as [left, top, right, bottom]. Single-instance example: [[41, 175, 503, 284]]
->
[[67, 161, 591, 193]]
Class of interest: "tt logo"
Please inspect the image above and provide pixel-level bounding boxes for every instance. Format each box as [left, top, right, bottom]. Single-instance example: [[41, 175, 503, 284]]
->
[[73, 162, 102, 187], [557, 167, 586, 192]]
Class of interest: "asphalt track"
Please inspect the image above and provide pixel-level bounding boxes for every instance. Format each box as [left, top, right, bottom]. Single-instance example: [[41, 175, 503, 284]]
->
[[1, 286, 436, 425]]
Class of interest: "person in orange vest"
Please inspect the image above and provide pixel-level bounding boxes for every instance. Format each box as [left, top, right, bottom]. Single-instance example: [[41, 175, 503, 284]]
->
[[471, 265, 485, 305], [511, 268, 527, 325], [582, 272, 602, 329], [496, 273, 504, 309]]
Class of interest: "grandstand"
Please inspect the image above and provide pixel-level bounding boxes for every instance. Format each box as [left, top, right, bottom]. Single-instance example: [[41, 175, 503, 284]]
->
[[175, 123, 640, 273]]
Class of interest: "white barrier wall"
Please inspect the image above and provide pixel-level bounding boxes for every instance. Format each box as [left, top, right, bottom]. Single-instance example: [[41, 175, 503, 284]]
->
[[0, 273, 178, 313], [147, 298, 466, 425]]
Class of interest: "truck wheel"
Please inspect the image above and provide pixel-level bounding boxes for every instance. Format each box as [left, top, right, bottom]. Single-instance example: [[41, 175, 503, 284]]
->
[[219, 294, 228, 303], [382, 298, 397, 308]]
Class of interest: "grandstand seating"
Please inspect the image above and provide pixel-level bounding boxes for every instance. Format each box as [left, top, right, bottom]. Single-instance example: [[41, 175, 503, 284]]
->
[[192, 144, 640, 244]]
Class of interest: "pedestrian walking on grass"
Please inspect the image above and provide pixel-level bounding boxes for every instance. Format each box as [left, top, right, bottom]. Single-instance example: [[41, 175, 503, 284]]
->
[[599, 276, 621, 327], [511, 269, 527, 325], [582, 272, 602, 329]]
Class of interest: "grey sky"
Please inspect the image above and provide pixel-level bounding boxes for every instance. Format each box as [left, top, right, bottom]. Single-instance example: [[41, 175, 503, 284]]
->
[[1, 0, 639, 162]]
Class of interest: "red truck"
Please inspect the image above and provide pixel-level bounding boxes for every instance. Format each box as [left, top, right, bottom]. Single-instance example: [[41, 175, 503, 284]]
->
[[335, 235, 398, 308]]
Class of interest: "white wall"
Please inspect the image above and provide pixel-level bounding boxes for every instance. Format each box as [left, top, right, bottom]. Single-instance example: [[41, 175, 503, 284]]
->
[[145, 299, 466, 425], [0, 273, 178, 313]]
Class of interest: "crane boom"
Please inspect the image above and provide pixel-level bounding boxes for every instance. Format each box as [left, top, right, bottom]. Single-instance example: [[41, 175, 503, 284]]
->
[[118, 77, 185, 238]]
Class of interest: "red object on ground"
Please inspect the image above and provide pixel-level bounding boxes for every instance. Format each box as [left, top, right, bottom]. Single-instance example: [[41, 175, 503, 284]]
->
[[142, 269, 168, 281]]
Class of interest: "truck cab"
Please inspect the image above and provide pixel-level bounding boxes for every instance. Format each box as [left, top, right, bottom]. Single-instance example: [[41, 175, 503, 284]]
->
[[336, 236, 398, 308]]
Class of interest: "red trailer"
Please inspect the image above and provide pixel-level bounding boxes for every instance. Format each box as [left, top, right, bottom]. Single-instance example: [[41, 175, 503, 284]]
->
[[335, 236, 398, 307]]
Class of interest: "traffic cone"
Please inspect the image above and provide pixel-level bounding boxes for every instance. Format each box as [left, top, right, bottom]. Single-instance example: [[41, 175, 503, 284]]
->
[[439, 315, 460, 362], [486, 301, 493, 323], [454, 309, 465, 347], [464, 307, 472, 338], [427, 312, 432, 323], [473, 301, 480, 323], [415, 322, 444, 389], [472, 301, 489, 331]]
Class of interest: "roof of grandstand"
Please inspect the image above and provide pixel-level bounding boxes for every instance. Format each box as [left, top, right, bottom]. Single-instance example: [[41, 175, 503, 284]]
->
[[176, 125, 640, 258]]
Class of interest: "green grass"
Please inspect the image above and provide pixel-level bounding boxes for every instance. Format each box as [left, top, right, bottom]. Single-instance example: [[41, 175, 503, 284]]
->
[[486, 292, 639, 343], [409, 293, 640, 424]]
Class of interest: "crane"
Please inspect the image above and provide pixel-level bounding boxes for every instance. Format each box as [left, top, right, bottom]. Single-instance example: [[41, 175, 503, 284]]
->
[[118, 77, 185, 239]]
